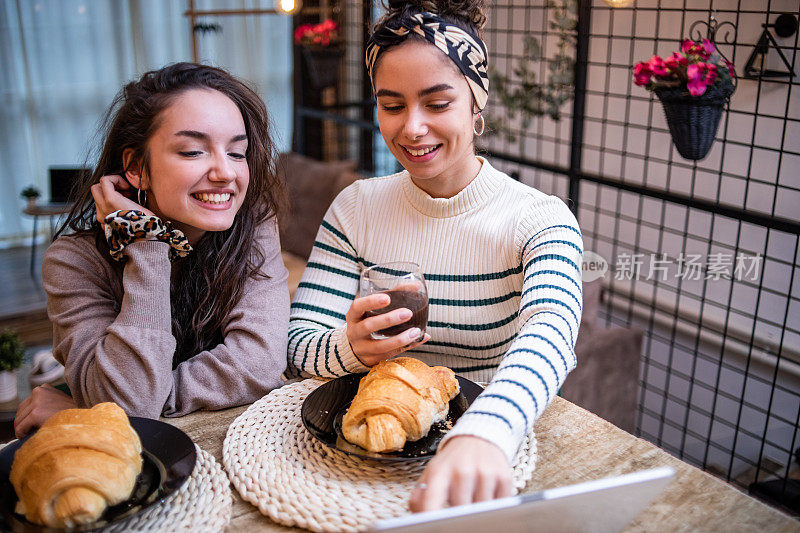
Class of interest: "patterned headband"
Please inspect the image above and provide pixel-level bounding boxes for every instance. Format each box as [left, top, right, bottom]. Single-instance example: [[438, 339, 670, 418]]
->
[[365, 12, 489, 110]]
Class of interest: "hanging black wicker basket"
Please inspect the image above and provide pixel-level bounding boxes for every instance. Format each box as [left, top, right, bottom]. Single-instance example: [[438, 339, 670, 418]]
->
[[654, 83, 735, 161], [300, 46, 344, 90]]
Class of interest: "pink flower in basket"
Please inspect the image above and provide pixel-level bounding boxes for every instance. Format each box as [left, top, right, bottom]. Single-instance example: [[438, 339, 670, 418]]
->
[[664, 52, 688, 71], [687, 63, 718, 96], [632, 38, 736, 161], [294, 19, 340, 47], [633, 62, 653, 86], [632, 38, 735, 97], [681, 38, 716, 60], [648, 55, 670, 76]]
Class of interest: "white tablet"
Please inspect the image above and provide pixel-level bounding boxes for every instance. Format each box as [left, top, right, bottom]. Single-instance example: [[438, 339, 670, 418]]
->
[[370, 467, 675, 533]]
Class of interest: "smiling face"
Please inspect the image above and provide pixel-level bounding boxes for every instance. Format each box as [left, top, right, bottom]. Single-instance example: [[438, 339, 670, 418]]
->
[[136, 88, 249, 244], [373, 40, 482, 197]]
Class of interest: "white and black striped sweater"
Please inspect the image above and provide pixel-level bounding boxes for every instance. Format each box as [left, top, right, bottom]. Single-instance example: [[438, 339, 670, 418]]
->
[[287, 158, 584, 461]]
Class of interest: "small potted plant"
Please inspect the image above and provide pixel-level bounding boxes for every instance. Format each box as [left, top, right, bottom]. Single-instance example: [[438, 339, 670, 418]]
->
[[633, 39, 736, 160], [294, 19, 343, 89], [0, 329, 25, 402], [21, 185, 41, 208]]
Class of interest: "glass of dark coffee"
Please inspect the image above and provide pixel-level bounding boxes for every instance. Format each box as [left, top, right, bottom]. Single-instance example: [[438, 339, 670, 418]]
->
[[360, 261, 429, 341]]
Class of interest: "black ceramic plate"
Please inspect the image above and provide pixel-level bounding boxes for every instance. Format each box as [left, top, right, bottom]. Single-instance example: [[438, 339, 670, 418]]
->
[[0, 417, 196, 532], [301, 373, 484, 462]]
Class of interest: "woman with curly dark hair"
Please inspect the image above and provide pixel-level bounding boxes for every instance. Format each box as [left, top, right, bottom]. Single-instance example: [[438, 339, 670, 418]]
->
[[288, 0, 583, 511], [15, 63, 289, 436]]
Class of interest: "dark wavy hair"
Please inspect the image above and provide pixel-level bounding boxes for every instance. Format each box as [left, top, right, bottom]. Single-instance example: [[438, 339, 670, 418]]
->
[[58, 62, 287, 366]]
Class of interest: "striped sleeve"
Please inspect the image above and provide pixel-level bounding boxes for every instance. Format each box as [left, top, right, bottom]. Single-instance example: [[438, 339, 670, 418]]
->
[[287, 184, 370, 378], [440, 196, 583, 462]]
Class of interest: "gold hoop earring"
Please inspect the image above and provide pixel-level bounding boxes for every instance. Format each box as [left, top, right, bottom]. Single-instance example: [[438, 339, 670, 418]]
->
[[473, 114, 485, 136], [137, 188, 147, 207]]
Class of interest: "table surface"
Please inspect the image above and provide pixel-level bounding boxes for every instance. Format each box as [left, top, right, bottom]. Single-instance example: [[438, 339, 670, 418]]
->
[[21, 202, 72, 217], [166, 390, 799, 532]]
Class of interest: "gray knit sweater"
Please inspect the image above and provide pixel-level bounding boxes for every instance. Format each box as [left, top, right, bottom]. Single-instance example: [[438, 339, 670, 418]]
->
[[42, 220, 289, 418]]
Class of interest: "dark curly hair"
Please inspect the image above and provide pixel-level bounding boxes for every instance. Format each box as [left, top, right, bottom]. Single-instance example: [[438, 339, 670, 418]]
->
[[380, 0, 487, 32], [370, 1, 487, 87], [58, 62, 287, 366]]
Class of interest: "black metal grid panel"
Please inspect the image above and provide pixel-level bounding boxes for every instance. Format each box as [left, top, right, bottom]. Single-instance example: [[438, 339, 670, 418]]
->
[[295, 0, 398, 174], [483, 0, 800, 514], [482, 1, 575, 202], [294, 0, 800, 513]]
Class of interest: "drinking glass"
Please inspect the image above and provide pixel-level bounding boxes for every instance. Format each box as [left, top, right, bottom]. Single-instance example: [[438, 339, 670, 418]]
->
[[360, 261, 429, 341]]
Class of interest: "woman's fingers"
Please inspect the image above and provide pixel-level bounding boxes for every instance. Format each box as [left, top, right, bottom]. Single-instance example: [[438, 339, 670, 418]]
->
[[93, 174, 152, 222], [100, 174, 123, 201], [359, 308, 412, 337], [411, 472, 449, 512], [448, 468, 476, 507], [379, 333, 431, 360], [13, 397, 34, 437], [14, 384, 76, 438], [346, 292, 432, 365], [351, 326, 426, 363], [473, 470, 497, 502], [494, 472, 514, 499], [348, 295, 413, 338], [347, 293, 390, 318], [109, 174, 133, 190], [409, 436, 512, 512], [91, 183, 107, 224], [14, 413, 34, 439]]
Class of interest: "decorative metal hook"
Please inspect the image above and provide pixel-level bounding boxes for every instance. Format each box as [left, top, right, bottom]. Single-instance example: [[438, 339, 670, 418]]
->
[[688, 12, 737, 63]]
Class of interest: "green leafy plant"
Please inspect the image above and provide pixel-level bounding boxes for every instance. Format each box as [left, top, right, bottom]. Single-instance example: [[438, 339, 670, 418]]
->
[[487, 0, 577, 149], [0, 329, 25, 372], [20, 186, 41, 200]]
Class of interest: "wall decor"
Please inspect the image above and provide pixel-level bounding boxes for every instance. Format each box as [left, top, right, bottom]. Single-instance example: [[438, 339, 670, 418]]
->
[[633, 38, 736, 160], [743, 12, 797, 79]]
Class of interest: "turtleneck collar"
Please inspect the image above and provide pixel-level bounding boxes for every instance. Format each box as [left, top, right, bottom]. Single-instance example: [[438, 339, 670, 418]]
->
[[401, 157, 504, 218]]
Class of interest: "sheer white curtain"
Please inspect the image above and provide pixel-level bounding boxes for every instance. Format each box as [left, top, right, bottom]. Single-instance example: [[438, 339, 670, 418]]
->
[[0, 0, 291, 246]]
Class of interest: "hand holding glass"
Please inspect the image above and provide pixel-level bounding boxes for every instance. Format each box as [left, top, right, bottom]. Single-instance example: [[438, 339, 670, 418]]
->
[[360, 262, 429, 341]]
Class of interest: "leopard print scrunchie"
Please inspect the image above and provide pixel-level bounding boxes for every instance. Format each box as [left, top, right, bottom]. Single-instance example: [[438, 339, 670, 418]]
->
[[104, 209, 193, 262]]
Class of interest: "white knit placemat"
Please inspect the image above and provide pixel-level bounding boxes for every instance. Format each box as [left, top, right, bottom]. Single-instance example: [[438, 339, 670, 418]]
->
[[1, 444, 230, 532], [223, 378, 537, 533], [106, 445, 232, 532]]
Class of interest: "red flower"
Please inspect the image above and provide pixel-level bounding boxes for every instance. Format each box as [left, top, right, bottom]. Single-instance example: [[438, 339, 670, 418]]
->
[[294, 19, 339, 46], [319, 19, 338, 31], [633, 61, 653, 86], [687, 63, 715, 96], [664, 52, 688, 70], [633, 38, 734, 98], [294, 24, 312, 44], [648, 55, 669, 77], [725, 60, 736, 78], [681, 39, 712, 60], [705, 65, 718, 85], [701, 38, 716, 57]]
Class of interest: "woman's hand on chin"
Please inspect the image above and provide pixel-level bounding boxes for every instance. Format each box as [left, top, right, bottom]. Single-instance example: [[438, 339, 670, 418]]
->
[[408, 435, 513, 512], [91, 174, 154, 224], [345, 293, 430, 367]]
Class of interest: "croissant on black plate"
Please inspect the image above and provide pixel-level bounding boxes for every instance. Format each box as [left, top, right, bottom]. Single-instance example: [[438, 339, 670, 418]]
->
[[342, 357, 460, 453], [10, 402, 143, 528]]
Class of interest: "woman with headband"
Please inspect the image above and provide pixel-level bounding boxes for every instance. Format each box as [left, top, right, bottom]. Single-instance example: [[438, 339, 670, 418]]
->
[[288, 0, 583, 510]]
